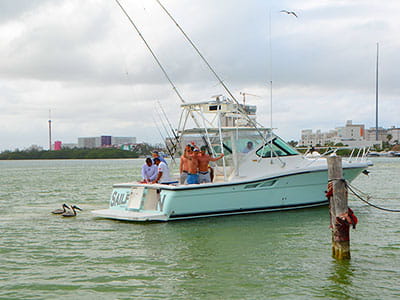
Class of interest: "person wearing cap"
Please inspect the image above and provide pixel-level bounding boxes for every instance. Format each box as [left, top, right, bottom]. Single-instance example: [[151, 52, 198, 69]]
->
[[141, 157, 158, 183], [184, 147, 200, 184], [198, 146, 224, 183], [152, 157, 171, 184], [152, 150, 167, 165], [179, 144, 192, 184]]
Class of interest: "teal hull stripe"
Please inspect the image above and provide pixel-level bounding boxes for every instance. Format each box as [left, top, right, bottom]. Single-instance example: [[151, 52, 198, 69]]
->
[[169, 200, 328, 219], [155, 166, 364, 191]]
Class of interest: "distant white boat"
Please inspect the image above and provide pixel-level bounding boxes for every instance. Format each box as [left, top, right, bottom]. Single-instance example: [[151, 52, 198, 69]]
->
[[368, 151, 400, 157], [92, 98, 371, 222]]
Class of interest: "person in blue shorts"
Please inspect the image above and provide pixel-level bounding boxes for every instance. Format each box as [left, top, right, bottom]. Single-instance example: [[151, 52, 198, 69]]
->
[[185, 148, 200, 184]]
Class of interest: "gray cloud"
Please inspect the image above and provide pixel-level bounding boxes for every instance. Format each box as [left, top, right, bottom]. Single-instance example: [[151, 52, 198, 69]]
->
[[0, 0, 57, 22], [0, 0, 399, 151]]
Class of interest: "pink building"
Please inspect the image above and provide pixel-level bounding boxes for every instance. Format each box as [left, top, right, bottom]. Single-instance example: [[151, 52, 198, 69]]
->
[[54, 141, 62, 151]]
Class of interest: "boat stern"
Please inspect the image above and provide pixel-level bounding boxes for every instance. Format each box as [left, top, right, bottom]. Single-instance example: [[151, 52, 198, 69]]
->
[[91, 183, 170, 221]]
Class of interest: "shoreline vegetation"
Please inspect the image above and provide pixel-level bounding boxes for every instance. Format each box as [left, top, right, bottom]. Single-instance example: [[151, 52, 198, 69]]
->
[[0, 146, 372, 160], [1, 140, 398, 160], [0, 143, 167, 160], [0, 148, 140, 160]]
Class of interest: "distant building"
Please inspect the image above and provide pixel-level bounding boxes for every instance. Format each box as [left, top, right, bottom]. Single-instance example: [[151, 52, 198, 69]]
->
[[120, 144, 134, 151], [77, 136, 136, 149], [101, 136, 112, 147], [62, 143, 78, 149], [78, 137, 101, 148], [54, 141, 62, 151], [337, 120, 365, 141], [364, 126, 400, 144], [365, 127, 390, 142], [112, 136, 137, 145], [388, 127, 400, 143], [299, 129, 337, 146], [299, 120, 383, 148]]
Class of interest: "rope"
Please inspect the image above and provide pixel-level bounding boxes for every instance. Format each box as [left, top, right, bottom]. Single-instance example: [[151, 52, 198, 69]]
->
[[346, 183, 395, 201], [345, 181, 400, 212]]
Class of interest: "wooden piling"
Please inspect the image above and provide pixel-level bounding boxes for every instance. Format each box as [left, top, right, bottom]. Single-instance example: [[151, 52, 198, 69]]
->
[[327, 156, 351, 259]]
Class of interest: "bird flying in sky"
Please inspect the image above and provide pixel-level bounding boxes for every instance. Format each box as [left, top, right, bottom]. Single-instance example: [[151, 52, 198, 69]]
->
[[280, 10, 298, 18]]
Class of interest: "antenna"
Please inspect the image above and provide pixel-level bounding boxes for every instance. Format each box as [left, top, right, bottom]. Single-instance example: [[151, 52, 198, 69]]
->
[[375, 42, 379, 141], [267, 9, 273, 132], [48, 109, 52, 151], [239, 92, 260, 105], [270, 81, 273, 131]]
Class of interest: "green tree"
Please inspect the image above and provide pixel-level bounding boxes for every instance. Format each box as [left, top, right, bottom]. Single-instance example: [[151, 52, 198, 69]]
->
[[387, 134, 393, 145]]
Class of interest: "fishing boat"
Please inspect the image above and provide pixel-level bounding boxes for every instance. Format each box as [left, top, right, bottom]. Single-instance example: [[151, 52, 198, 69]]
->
[[92, 1, 371, 221], [92, 97, 371, 221]]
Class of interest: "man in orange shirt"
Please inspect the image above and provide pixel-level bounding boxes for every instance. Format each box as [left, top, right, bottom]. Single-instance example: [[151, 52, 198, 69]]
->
[[198, 146, 224, 183], [179, 144, 192, 184]]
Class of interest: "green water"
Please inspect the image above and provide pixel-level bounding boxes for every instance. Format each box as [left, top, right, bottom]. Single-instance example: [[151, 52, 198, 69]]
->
[[0, 158, 399, 299]]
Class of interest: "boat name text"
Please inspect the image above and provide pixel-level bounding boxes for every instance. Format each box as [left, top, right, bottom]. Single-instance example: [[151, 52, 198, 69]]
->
[[110, 190, 130, 207]]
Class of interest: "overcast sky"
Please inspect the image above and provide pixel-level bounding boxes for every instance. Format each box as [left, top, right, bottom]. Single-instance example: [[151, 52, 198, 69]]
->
[[0, 0, 399, 151]]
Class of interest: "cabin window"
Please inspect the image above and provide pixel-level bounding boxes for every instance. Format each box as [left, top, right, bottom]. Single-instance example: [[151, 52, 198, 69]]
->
[[274, 138, 299, 155], [209, 105, 221, 111], [256, 138, 299, 158], [212, 141, 233, 154], [236, 138, 264, 154]]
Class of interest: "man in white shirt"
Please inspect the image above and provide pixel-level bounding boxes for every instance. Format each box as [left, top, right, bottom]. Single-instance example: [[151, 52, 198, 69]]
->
[[152, 150, 168, 165], [141, 157, 158, 183], [152, 157, 171, 184]]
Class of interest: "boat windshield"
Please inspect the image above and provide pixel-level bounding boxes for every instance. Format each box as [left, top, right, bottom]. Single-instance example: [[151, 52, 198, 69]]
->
[[256, 137, 299, 157]]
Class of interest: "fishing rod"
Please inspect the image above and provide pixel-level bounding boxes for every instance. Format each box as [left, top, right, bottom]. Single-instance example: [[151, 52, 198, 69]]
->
[[155, 104, 181, 160], [157, 100, 180, 152], [155, 107, 173, 145], [151, 115, 176, 164]]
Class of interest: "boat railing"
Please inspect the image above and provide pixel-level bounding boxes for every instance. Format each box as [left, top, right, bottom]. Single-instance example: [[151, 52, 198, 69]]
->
[[213, 166, 235, 182], [304, 146, 370, 167], [347, 146, 370, 163]]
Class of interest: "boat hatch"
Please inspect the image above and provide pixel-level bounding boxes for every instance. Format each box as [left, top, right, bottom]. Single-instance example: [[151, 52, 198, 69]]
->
[[127, 187, 144, 209], [244, 180, 277, 189]]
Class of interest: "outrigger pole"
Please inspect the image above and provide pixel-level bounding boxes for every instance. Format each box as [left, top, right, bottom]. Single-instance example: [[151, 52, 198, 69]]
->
[[114, 0, 185, 105], [115, 0, 214, 159], [155, 0, 268, 142]]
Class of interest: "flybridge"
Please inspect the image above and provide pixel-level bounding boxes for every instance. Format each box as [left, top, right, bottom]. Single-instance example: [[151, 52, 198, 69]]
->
[[179, 98, 258, 129], [180, 100, 257, 115]]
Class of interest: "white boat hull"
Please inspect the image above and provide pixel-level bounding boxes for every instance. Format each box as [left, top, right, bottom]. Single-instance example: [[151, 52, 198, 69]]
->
[[92, 166, 365, 222]]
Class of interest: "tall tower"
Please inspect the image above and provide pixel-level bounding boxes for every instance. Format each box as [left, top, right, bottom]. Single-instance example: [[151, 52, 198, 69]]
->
[[48, 109, 52, 150], [375, 43, 379, 141]]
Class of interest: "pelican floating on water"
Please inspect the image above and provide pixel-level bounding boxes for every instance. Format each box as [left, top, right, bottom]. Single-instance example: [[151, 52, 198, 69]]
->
[[51, 203, 70, 214], [62, 205, 82, 217]]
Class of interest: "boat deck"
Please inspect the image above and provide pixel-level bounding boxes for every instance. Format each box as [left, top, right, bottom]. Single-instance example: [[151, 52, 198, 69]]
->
[[92, 209, 168, 221]]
